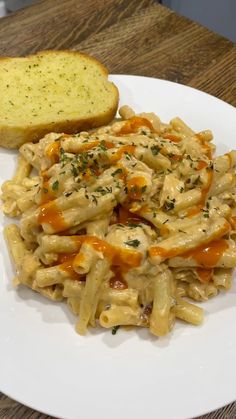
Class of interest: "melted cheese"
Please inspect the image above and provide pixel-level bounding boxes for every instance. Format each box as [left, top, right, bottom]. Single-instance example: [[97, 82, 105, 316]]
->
[[38, 201, 67, 232]]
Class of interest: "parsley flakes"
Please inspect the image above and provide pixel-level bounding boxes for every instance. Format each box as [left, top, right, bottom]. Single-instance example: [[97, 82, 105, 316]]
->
[[112, 325, 120, 335], [52, 180, 59, 191], [150, 145, 161, 156], [111, 168, 123, 177], [124, 239, 140, 248], [164, 197, 176, 211], [99, 140, 108, 151]]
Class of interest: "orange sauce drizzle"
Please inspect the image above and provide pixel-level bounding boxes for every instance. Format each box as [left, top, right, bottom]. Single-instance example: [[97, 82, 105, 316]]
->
[[104, 141, 115, 149], [46, 139, 114, 165], [81, 168, 94, 181], [230, 216, 236, 230], [57, 253, 77, 263], [138, 204, 151, 215], [148, 246, 181, 259], [79, 140, 114, 153], [182, 240, 229, 267], [186, 205, 202, 218], [160, 225, 169, 237], [40, 172, 57, 204], [59, 260, 82, 280], [71, 235, 142, 268], [118, 116, 153, 135], [149, 222, 230, 261], [195, 132, 208, 141], [46, 141, 61, 164], [117, 206, 143, 225], [127, 176, 147, 200], [195, 134, 212, 159], [79, 140, 99, 152], [50, 235, 142, 281], [38, 201, 68, 232], [73, 252, 85, 267], [196, 160, 208, 170], [110, 145, 136, 164], [196, 268, 213, 283], [171, 154, 182, 161], [117, 205, 153, 230], [162, 133, 182, 143], [57, 252, 84, 280]]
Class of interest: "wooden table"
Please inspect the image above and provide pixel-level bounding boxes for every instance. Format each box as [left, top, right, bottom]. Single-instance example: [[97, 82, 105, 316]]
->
[[0, 1, 235, 418]]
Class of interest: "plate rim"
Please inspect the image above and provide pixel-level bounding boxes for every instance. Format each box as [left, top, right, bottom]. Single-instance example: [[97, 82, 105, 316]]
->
[[110, 73, 236, 111]]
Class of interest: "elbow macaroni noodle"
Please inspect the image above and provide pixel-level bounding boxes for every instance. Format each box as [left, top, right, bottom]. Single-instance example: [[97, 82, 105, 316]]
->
[[2, 105, 236, 337]]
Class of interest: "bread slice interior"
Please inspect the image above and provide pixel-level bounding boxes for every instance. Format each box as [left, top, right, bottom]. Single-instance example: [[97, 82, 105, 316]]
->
[[0, 50, 119, 148]]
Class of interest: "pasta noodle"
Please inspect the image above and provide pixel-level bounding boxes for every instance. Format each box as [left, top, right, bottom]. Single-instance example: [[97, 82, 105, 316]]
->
[[2, 105, 236, 338]]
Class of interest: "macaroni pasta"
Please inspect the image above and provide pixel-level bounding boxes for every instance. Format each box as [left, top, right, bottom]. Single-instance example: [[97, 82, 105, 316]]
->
[[2, 105, 236, 337]]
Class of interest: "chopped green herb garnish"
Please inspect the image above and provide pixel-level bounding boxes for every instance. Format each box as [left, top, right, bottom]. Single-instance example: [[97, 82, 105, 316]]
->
[[124, 239, 140, 248], [127, 222, 141, 228], [112, 325, 120, 335], [64, 191, 73, 197], [71, 165, 78, 177], [207, 162, 214, 170], [91, 195, 98, 205], [193, 175, 202, 186], [124, 151, 131, 160], [95, 186, 112, 195], [164, 197, 176, 211], [186, 155, 194, 162], [95, 186, 108, 195], [99, 140, 108, 151], [163, 219, 169, 224], [151, 145, 161, 156], [111, 168, 123, 177], [52, 180, 59, 191]]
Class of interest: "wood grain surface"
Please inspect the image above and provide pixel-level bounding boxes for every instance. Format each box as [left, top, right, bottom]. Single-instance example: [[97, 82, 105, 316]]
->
[[0, 1, 235, 418]]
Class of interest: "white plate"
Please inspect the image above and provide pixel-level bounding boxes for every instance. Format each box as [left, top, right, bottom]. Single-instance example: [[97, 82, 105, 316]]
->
[[0, 75, 236, 419]]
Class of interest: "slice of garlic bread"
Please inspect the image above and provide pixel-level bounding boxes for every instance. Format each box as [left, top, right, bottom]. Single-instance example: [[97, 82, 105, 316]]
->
[[0, 50, 119, 148]]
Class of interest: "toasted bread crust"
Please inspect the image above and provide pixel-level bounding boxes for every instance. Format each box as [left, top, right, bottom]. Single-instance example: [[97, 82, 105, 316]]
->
[[0, 106, 118, 149], [0, 50, 119, 149]]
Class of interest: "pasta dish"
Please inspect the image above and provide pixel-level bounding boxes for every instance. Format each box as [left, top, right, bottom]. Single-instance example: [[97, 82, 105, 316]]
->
[[2, 106, 236, 337]]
